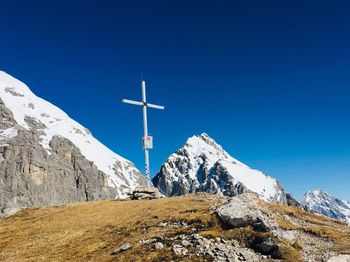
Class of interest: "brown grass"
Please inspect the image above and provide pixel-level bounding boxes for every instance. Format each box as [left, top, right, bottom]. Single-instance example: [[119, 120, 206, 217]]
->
[[291, 239, 303, 251], [277, 244, 303, 262], [269, 203, 350, 255], [200, 226, 271, 245], [1, 195, 349, 262], [0, 194, 221, 262]]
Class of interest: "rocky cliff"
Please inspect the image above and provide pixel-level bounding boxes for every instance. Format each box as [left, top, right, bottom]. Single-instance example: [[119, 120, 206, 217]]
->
[[0, 71, 146, 216]]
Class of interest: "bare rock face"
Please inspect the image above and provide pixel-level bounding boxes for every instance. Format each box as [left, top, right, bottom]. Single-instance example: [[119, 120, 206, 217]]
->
[[0, 98, 15, 130], [0, 130, 117, 216], [286, 193, 303, 208]]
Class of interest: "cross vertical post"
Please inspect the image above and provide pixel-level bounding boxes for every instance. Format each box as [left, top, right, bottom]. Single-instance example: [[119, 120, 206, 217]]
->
[[122, 79, 164, 188], [141, 80, 150, 188]]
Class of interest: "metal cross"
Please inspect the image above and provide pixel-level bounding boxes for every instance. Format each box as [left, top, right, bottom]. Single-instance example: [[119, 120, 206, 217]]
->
[[122, 80, 165, 188]]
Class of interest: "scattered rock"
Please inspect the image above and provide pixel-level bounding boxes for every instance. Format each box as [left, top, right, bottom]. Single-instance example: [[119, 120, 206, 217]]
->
[[158, 222, 167, 227], [327, 255, 350, 262], [181, 239, 191, 247], [111, 243, 131, 255], [139, 238, 157, 244], [150, 242, 164, 250], [172, 244, 188, 256]]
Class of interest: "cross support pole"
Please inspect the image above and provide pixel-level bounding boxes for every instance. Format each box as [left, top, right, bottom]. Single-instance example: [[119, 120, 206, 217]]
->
[[122, 80, 164, 188]]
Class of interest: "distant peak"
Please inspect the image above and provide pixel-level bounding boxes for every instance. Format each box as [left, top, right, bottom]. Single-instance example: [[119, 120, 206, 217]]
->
[[302, 189, 333, 202]]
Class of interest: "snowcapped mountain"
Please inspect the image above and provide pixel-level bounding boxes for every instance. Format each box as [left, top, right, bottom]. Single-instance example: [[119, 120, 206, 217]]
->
[[0, 71, 146, 215], [152, 133, 287, 203], [301, 189, 350, 224]]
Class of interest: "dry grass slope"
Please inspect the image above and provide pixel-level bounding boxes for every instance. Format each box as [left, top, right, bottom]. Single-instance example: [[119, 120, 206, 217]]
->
[[0, 194, 349, 262], [0, 194, 223, 262], [269, 203, 350, 258]]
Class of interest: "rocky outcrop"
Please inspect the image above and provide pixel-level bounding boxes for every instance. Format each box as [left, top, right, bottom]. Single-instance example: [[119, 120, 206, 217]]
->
[[286, 193, 303, 208], [0, 98, 16, 130], [0, 129, 117, 216]]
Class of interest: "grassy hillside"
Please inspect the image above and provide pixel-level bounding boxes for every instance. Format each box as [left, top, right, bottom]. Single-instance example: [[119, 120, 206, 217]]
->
[[0, 194, 349, 262]]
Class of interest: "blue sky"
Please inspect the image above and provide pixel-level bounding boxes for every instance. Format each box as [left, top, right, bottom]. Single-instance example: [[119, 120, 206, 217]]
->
[[1, 0, 350, 200]]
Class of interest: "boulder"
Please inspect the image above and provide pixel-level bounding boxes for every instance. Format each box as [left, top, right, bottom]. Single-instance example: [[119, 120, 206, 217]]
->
[[172, 244, 188, 256], [216, 193, 275, 232], [251, 237, 279, 257], [150, 242, 164, 250], [129, 187, 164, 200], [111, 243, 131, 255]]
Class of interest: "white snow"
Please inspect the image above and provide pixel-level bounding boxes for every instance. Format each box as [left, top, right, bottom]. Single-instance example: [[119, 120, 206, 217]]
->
[[0, 70, 142, 197], [0, 127, 18, 141], [219, 160, 279, 201]]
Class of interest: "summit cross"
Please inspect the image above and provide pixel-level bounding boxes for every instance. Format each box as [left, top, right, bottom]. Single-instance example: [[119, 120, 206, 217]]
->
[[122, 80, 165, 188]]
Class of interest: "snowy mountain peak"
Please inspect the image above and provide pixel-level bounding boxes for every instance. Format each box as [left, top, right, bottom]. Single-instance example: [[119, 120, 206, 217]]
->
[[153, 133, 287, 203], [301, 189, 350, 224], [185, 133, 230, 158], [187, 133, 218, 146], [182, 133, 231, 166], [0, 71, 145, 199]]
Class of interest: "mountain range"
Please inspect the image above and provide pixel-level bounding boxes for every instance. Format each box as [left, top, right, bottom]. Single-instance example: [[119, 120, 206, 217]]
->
[[1, 71, 349, 225]]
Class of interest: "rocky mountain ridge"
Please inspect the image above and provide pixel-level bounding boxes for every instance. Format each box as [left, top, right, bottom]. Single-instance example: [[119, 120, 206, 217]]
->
[[153, 133, 288, 203], [0, 71, 146, 216]]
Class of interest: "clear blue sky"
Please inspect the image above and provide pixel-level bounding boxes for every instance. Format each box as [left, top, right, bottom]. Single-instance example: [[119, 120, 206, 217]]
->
[[1, 0, 349, 200]]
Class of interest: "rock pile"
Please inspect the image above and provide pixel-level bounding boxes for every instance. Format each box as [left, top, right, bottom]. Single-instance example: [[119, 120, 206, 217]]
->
[[128, 187, 164, 200]]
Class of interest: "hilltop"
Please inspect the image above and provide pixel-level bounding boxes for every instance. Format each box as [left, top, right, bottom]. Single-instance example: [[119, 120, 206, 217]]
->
[[0, 194, 349, 262]]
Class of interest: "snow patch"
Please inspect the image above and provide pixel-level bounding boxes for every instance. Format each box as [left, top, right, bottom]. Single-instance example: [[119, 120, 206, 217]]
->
[[0, 127, 18, 141]]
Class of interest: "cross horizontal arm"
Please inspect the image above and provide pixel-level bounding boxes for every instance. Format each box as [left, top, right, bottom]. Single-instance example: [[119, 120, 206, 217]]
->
[[122, 99, 143, 106], [147, 103, 165, 110]]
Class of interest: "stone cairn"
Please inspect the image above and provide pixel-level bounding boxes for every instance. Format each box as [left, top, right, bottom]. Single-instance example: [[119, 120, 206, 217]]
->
[[128, 187, 164, 200]]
